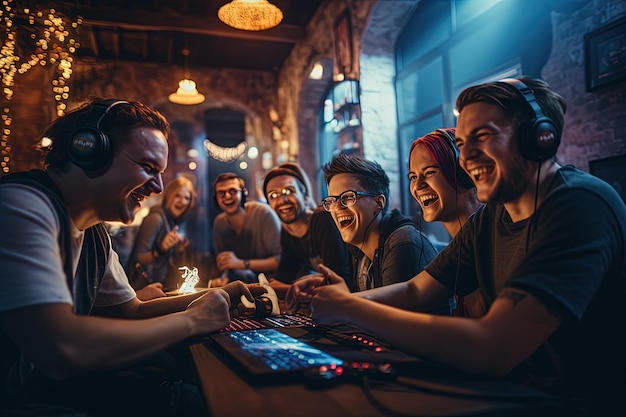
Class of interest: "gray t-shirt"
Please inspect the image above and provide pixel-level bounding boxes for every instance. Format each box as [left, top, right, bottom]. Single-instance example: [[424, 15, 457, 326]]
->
[[213, 201, 282, 274]]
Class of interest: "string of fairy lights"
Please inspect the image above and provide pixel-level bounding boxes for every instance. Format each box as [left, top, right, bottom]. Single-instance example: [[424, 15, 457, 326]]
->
[[0, 0, 82, 174]]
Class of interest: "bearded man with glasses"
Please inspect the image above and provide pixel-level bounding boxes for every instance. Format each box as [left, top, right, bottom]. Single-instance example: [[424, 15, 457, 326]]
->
[[262, 162, 353, 301]]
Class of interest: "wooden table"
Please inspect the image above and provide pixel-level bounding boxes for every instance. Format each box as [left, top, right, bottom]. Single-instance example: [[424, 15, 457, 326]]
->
[[189, 337, 563, 417]]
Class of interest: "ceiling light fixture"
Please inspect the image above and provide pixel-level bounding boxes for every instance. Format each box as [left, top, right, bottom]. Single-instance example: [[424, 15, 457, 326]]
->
[[217, 0, 283, 31], [169, 49, 205, 105]]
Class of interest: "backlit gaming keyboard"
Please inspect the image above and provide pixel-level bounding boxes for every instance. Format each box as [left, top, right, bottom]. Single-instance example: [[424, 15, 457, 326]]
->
[[220, 313, 316, 332]]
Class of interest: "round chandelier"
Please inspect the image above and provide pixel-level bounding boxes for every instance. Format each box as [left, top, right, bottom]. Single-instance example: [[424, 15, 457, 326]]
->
[[218, 0, 284, 31]]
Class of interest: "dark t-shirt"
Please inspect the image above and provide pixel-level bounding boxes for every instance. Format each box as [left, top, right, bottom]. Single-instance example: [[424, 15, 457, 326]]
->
[[274, 208, 352, 287], [349, 208, 438, 290], [425, 165, 626, 403]]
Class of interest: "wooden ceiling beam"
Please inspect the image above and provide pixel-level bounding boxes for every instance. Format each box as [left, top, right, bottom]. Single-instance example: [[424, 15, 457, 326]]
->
[[77, 6, 305, 43]]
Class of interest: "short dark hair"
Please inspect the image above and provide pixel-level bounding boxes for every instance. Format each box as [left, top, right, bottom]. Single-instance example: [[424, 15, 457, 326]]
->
[[213, 172, 245, 190], [43, 98, 170, 172], [322, 154, 390, 201], [455, 76, 567, 139]]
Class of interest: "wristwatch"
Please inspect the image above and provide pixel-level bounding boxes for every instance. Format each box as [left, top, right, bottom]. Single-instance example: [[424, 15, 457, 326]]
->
[[243, 259, 251, 269]]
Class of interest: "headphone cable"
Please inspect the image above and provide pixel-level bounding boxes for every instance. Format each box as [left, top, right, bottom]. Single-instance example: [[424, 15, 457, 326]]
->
[[526, 162, 542, 254]]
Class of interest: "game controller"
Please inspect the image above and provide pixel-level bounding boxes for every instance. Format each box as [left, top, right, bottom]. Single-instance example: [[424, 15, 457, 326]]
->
[[239, 273, 280, 317], [257, 273, 280, 316], [240, 295, 256, 309]]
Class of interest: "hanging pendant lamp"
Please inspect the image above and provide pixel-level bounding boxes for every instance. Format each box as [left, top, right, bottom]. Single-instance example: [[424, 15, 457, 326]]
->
[[169, 49, 205, 105], [218, 0, 283, 31]]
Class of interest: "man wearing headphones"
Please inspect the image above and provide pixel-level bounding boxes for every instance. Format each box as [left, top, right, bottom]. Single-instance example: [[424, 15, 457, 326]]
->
[[301, 77, 626, 415], [0, 99, 261, 417], [211, 172, 282, 285]]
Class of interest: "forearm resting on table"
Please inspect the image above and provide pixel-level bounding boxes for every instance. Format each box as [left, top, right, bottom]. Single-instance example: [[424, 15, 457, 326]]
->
[[339, 292, 560, 377], [1, 303, 196, 380], [97, 289, 209, 319]]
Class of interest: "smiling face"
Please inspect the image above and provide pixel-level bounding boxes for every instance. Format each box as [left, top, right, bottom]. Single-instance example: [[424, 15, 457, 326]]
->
[[214, 178, 244, 215], [456, 102, 533, 204], [265, 175, 307, 224], [166, 186, 192, 220], [327, 173, 379, 247], [408, 144, 462, 223], [95, 126, 168, 224]]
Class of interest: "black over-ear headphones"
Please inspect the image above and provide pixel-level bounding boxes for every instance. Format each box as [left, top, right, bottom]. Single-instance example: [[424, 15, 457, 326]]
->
[[436, 128, 474, 189], [496, 78, 560, 162], [67, 99, 129, 171]]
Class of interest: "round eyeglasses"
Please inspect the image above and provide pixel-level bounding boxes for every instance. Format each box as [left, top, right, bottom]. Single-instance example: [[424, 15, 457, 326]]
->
[[216, 188, 242, 198], [321, 190, 378, 211], [267, 186, 297, 201]]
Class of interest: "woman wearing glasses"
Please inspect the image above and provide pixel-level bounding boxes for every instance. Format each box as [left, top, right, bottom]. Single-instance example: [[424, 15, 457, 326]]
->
[[262, 162, 353, 299], [127, 176, 196, 296]]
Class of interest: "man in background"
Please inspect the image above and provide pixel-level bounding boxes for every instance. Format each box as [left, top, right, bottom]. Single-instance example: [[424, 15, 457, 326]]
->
[[262, 162, 352, 299], [212, 172, 282, 285]]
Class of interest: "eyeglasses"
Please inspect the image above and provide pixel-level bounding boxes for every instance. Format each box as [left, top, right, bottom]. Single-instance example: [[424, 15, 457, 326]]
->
[[216, 188, 242, 198], [321, 190, 378, 212], [267, 186, 297, 201]]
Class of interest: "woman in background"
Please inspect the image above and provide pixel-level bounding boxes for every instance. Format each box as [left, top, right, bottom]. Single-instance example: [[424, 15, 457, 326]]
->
[[127, 176, 196, 296]]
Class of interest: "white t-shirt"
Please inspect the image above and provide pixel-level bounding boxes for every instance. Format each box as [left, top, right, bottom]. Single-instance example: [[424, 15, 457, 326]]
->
[[0, 182, 135, 315]]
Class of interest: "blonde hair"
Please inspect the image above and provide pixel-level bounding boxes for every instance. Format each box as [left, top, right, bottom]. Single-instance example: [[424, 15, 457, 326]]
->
[[161, 176, 196, 218]]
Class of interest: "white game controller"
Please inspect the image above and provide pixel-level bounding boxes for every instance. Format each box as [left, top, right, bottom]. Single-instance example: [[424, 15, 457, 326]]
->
[[239, 295, 256, 309], [239, 273, 280, 316], [258, 273, 280, 316]]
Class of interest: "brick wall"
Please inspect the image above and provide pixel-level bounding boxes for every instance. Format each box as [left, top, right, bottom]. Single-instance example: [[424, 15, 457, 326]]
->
[[542, 0, 626, 170]]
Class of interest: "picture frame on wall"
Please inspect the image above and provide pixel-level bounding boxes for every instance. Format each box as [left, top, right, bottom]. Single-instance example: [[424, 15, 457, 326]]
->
[[333, 9, 354, 78], [584, 16, 626, 92], [589, 154, 626, 203]]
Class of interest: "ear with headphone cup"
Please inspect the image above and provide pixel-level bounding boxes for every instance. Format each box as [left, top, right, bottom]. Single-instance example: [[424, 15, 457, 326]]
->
[[436, 129, 474, 189], [497, 79, 560, 162], [67, 100, 129, 171]]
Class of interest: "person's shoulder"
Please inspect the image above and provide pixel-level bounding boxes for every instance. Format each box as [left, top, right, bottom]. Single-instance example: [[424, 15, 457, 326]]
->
[[556, 165, 624, 208], [310, 207, 334, 225], [558, 164, 604, 188], [246, 200, 273, 213], [0, 170, 57, 194], [0, 170, 63, 211], [213, 211, 228, 225], [139, 205, 166, 226], [246, 200, 280, 220]]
